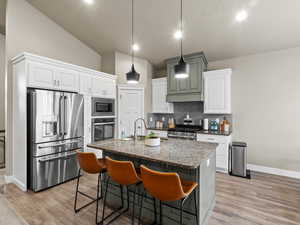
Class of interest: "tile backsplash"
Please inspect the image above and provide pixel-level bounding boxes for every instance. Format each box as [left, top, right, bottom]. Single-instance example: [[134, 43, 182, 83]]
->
[[147, 102, 232, 130]]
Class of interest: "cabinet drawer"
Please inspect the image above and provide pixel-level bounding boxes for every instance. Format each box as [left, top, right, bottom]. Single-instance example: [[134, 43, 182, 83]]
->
[[147, 130, 168, 138], [197, 134, 230, 143]]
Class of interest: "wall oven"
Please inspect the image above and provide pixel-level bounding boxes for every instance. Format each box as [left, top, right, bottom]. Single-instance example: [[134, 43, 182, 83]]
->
[[92, 118, 115, 142], [92, 97, 115, 117]]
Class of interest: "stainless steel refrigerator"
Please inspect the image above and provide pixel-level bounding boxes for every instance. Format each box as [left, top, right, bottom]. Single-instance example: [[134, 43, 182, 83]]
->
[[27, 89, 84, 192]]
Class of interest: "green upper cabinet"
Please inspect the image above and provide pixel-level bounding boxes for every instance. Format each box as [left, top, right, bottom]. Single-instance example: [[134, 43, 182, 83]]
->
[[166, 52, 207, 102]]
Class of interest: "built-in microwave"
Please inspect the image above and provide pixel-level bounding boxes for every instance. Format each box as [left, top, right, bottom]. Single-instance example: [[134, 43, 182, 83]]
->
[[92, 97, 115, 117]]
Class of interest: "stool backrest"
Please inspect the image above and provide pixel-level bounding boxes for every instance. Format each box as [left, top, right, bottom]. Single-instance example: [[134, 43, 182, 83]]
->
[[76, 151, 103, 174], [106, 157, 140, 186], [140, 165, 186, 202]]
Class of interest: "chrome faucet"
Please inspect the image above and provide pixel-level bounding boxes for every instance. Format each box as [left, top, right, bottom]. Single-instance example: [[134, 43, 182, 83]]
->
[[133, 118, 148, 140]]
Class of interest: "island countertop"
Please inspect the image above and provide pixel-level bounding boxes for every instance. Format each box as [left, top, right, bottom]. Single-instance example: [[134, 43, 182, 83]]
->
[[87, 138, 217, 169]]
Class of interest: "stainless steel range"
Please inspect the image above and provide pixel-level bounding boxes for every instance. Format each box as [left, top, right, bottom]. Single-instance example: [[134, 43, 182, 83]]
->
[[168, 125, 202, 140], [27, 89, 84, 192]]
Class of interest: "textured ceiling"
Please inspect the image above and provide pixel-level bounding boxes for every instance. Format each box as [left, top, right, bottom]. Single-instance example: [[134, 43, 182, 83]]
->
[[0, 0, 6, 34], [26, 0, 300, 66]]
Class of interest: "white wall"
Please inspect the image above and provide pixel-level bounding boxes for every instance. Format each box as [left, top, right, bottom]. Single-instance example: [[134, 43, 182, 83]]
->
[[0, 34, 4, 130], [5, 0, 102, 176], [209, 47, 300, 173], [102, 51, 153, 115]]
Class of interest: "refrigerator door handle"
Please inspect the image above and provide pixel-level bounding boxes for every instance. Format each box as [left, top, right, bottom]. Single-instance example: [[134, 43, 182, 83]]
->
[[59, 95, 64, 137], [64, 96, 68, 136]]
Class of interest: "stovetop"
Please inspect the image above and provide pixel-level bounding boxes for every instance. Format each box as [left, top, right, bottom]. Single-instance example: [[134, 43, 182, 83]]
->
[[167, 124, 203, 140], [168, 124, 203, 133]]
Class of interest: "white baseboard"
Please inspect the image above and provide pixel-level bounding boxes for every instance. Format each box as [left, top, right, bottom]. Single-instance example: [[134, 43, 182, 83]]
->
[[4, 175, 27, 191], [248, 164, 300, 179]]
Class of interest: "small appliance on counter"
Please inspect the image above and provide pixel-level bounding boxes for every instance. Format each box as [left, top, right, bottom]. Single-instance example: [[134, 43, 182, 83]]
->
[[203, 118, 209, 130], [183, 113, 194, 125], [229, 142, 251, 179], [168, 124, 202, 140]]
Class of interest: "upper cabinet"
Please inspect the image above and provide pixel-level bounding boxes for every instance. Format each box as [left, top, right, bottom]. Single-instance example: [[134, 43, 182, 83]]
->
[[152, 78, 174, 113], [203, 69, 232, 114], [166, 52, 207, 102], [23, 53, 116, 97]]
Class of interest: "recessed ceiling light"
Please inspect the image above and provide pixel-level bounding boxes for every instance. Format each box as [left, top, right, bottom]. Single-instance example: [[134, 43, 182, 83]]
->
[[235, 10, 248, 22], [174, 30, 183, 40], [83, 0, 94, 5], [132, 44, 140, 52]]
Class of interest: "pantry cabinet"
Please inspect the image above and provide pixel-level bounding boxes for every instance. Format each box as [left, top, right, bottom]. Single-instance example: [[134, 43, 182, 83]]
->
[[197, 133, 232, 172], [152, 78, 174, 113], [204, 69, 231, 114]]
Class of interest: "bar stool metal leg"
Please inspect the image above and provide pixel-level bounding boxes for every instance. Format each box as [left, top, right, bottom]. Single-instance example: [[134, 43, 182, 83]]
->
[[159, 200, 163, 225], [153, 197, 157, 225], [138, 190, 145, 225], [96, 173, 101, 224], [180, 199, 184, 225], [74, 169, 81, 213], [193, 190, 198, 224]]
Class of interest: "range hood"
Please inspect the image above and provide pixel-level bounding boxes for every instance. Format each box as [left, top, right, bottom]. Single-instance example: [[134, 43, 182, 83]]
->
[[166, 52, 208, 102]]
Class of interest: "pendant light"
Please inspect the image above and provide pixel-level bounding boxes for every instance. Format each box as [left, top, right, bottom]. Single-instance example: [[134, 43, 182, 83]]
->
[[174, 0, 189, 79], [126, 0, 140, 84]]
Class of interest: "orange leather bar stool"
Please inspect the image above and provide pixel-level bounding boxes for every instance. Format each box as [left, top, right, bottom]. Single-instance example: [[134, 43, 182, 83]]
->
[[139, 165, 198, 225], [74, 152, 107, 225], [101, 156, 141, 225]]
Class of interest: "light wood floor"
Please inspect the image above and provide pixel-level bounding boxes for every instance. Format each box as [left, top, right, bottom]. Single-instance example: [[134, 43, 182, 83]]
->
[[3, 171, 300, 225]]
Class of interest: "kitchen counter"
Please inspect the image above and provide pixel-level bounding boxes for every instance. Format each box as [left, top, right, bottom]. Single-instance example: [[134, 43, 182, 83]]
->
[[146, 127, 169, 131], [88, 138, 217, 225], [88, 138, 217, 169], [197, 130, 232, 136]]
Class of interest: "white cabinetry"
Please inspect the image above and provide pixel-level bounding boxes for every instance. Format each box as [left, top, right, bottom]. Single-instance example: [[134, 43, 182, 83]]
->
[[83, 95, 103, 158], [79, 73, 93, 95], [204, 69, 231, 114], [147, 129, 168, 138], [28, 61, 79, 92], [152, 78, 173, 113], [92, 76, 116, 98], [197, 133, 232, 172]]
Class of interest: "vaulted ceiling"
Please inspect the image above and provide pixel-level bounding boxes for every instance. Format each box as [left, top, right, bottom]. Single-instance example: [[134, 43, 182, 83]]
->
[[21, 0, 300, 66]]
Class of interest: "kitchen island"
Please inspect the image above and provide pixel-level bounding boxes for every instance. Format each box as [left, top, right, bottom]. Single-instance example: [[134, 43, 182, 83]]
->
[[88, 138, 217, 225]]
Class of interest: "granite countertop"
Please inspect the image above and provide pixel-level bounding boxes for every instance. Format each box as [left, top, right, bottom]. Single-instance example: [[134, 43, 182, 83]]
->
[[197, 130, 232, 136], [87, 138, 217, 169]]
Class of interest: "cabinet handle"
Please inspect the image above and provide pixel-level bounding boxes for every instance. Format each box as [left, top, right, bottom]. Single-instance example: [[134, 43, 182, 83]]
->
[[207, 138, 215, 141], [57, 80, 60, 86]]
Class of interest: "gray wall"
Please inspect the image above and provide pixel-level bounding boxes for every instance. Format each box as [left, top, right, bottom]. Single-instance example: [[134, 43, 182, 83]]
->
[[0, 34, 4, 130], [209, 47, 300, 172], [5, 0, 102, 175]]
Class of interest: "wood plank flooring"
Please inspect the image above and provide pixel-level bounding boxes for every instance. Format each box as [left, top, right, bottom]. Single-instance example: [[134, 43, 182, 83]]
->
[[3, 171, 300, 225]]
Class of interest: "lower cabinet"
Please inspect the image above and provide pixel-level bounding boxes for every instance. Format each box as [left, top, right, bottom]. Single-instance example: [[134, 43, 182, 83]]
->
[[197, 134, 232, 172], [147, 129, 168, 138]]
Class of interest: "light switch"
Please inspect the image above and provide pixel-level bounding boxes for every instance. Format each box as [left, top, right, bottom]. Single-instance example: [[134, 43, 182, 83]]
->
[[207, 159, 210, 167]]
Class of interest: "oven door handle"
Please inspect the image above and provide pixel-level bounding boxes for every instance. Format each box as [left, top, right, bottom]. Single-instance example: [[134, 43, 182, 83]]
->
[[93, 122, 115, 125], [38, 152, 77, 163]]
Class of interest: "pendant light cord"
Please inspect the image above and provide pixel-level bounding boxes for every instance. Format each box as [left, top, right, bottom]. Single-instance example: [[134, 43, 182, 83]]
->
[[180, 0, 183, 57], [131, 0, 134, 66]]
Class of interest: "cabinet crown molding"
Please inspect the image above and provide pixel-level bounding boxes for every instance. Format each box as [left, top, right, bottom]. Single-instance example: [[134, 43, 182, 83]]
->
[[11, 52, 117, 80]]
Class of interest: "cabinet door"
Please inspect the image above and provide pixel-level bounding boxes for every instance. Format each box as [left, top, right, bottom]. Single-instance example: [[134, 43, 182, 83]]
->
[[92, 76, 116, 98], [56, 68, 79, 92], [28, 62, 56, 89], [152, 78, 173, 113], [147, 130, 168, 138], [79, 73, 92, 95], [167, 63, 178, 94], [204, 69, 231, 114], [216, 143, 229, 171]]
